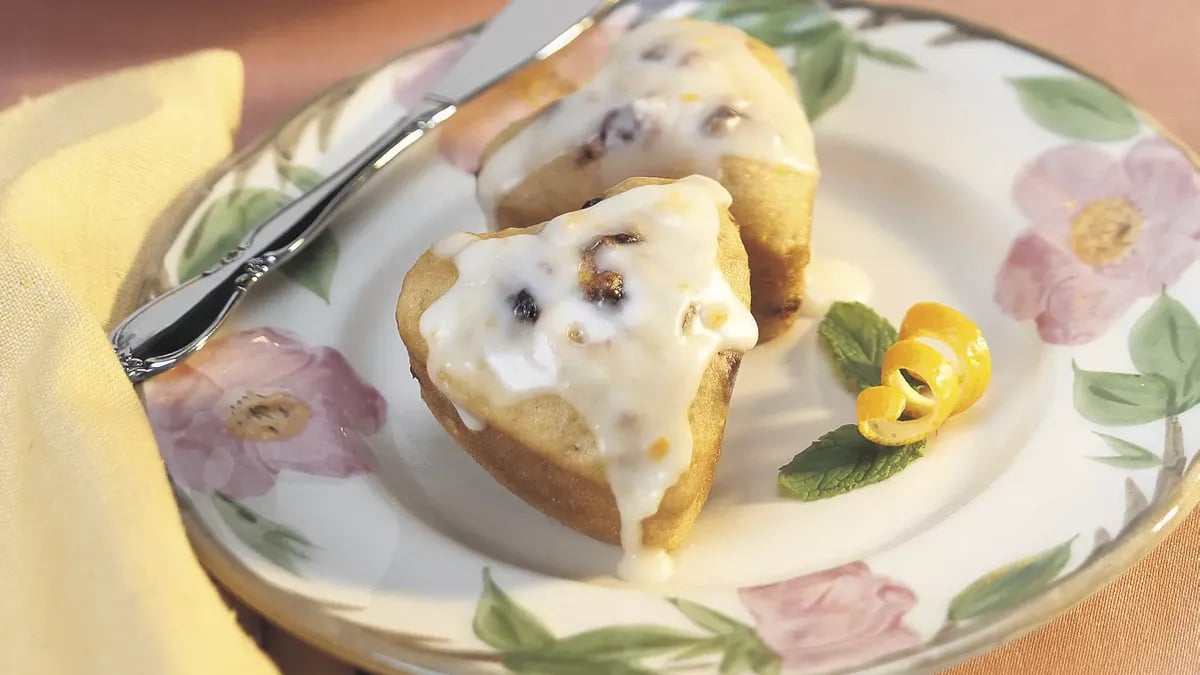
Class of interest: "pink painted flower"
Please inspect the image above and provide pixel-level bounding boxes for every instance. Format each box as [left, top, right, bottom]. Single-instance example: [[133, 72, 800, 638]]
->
[[738, 562, 920, 670], [144, 327, 386, 498], [995, 136, 1200, 344], [392, 38, 474, 108], [434, 10, 634, 174]]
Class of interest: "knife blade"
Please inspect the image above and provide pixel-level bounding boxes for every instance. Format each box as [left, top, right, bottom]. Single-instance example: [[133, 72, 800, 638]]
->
[[110, 0, 622, 383]]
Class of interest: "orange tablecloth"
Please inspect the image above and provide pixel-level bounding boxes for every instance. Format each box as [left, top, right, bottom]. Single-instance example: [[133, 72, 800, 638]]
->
[[5, 1, 1196, 673]]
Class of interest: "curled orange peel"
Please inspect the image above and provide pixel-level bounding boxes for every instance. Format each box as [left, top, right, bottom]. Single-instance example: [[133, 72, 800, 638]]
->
[[857, 303, 991, 446]]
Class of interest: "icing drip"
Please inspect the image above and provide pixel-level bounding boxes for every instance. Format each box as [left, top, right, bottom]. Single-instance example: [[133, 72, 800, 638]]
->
[[477, 17, 818, 228], [419, 175, 758, 580], [800, 259, 873, 318]]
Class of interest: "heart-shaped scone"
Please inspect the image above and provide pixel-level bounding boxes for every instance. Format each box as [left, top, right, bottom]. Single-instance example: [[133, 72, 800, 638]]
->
[[396, 175, 757, 581], [475, 17, 818, 342]]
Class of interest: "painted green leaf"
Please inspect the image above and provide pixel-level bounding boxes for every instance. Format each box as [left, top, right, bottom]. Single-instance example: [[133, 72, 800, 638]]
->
[[1072, 364, 1171, 425], [698, 632, 780, 675], [1128, 292, 1200, 413], [719, 643, 752, 675], [710, 0, 821, 28], [947, 538, 1074, 622], [1088, 432, 1161, 469], [698, 1, 859, 119], [537, 626, 702, 660], [212, 493, 313, 574], [665, 599, 779, 675], [1008, 76, 1139, 141], [856, 41, 921, 69], [473, 568, 554, 652], [730, 633, 781, 675], [669, 638, 726, 662], [688, 3, 726, 22], [278, 163, 325, 192], [818, 301, 899, 392], [503, 653, 655, 675], [177, 188, 291, 281], [785, 20, 843, 47], [744, 8, 831, 48], [1181, 357, 1200, 415], [667, 598, 748, 636], [792, 24, 858, 121], [716, 0, 808, 16], [274, 71, 368, 163], [748, 648, 782, 675], [280, 233, 339, 303], [778, 424, 925, 501]]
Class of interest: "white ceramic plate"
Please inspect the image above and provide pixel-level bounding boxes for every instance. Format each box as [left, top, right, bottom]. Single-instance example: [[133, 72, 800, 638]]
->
[[137, 1, 1200, 673]]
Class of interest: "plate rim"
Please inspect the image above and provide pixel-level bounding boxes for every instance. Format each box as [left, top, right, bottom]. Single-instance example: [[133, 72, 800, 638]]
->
[[137, 2, 1200, 673]]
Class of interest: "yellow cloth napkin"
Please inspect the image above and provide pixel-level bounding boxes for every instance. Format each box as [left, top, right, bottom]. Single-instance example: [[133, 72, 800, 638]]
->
[[0, 51, 279, 675]]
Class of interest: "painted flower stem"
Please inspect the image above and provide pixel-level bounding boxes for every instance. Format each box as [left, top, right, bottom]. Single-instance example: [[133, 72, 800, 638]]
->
[[1152, 415, 1185, 503]]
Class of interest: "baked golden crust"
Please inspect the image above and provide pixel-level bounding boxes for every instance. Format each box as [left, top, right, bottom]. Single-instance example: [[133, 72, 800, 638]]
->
[[396, 177, 750, 550], [477, 33, 817, 342]]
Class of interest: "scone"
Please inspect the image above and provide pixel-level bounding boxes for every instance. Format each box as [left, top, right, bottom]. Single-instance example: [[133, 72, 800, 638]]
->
[[396, 175, 757, 580], [475, 17, 819, 342]]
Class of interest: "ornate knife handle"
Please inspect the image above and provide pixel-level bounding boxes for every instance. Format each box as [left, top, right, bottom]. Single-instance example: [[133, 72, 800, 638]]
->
[[111, 95, 457, 383]]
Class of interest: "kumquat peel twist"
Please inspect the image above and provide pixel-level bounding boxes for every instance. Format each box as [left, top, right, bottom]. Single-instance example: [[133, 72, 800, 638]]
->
[[857, 303, 991, 446]]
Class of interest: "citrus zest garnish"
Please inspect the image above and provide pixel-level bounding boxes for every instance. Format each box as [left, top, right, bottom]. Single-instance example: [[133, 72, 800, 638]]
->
[[858, 385, 944, 447], [899, 302, 992, 413], [857, 303, 990, 446]]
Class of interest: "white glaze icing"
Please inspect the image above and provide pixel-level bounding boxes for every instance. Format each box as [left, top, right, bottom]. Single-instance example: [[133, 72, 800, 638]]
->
[[800, 259, 873, 318], [617, 547, 674, 584], [477, 18, 817, 228], [419, 175, 758, 581], [451, 402, 486, 431]]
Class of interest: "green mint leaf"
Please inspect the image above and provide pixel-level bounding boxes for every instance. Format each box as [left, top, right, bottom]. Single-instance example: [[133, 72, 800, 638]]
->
[[856, 41, 921, 69], [778, 424, 924, 501], [1072, 363, 1171, 426], [818, 301, 899, 392], [473, 568, 554, 651], [1088, 432, 1161, 469], [947, 538, 1075, 622], [1008, 76, 1139, 141]]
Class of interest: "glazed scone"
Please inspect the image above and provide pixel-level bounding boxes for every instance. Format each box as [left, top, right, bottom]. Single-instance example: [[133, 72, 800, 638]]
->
[[476, 17, 819, 342], [396, 175, 757, 581]]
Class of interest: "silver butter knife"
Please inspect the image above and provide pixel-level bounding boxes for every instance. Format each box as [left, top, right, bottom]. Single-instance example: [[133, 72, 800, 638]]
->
[[111, 0, 621, 383]]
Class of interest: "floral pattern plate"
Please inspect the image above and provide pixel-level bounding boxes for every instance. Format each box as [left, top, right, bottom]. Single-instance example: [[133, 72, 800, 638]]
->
[[137, 1, 1200, 673]]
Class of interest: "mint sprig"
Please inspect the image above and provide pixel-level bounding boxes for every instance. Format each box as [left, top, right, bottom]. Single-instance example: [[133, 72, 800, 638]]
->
[[779, 301, 925, 501], [779, 425, 925, 500], [818, 301, 897, 391]]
